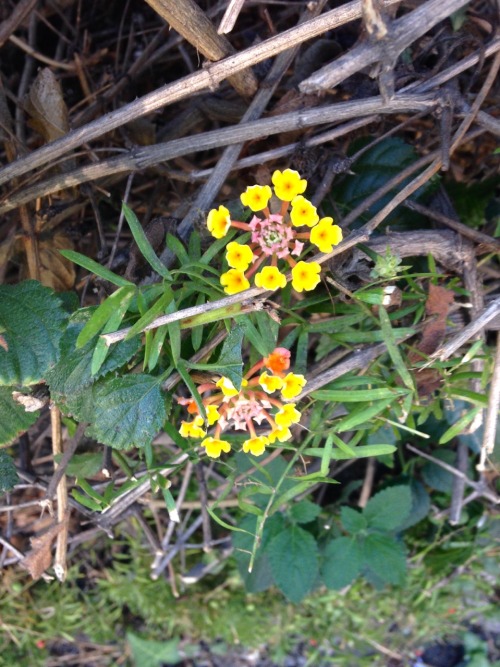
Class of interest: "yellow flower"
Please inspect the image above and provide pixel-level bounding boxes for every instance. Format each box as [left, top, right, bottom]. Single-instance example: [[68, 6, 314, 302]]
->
[[290, 195, 319, 227], [254, 266, 287, 290], [259, 372, 284, 394], [275, 404, 301, 428], [179, 415, 206, 439], [310, 217, 343, 253], [216, 377, 239, 398], [207, 205, 231, 239], [272, 169, 307, 202], [291, 261, 321, 292], [242, 435, 269, 456], [268, 426, 292, 443], [206, 405, 221, 425], [220, 269, 250, 295], [226, 242, 254, 271], [201, 436, 232, 458], [240, 184, 272, 212], [281, 372, 307, 399]]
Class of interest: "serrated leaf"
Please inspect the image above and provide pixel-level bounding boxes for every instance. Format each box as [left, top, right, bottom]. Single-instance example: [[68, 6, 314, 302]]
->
[[63, 453, 103, 478], [232, 514, 284, 593], [0, 386, 39, 446], [0, 281, 67, 385], [421, 449, 456, 493], [341, 506, 367, 533], [46, 310, 140, 396], [364, 486, 412, 531], [289, 500, 321, 524], [127, 632, 182, 667], [322, 537, 363, 590], [0, 449, 19, 494], [363, 533, 407, 585], [85, 374, 166, 449], [267, 524, 319, 602]]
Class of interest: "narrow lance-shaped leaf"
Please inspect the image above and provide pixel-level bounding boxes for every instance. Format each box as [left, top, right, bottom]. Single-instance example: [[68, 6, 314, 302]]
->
[[122, 203, 172, 281], [76, 285, 136, 348]]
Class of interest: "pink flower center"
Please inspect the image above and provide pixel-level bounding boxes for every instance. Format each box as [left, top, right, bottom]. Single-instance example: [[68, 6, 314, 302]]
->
[[250, 214, 294, 258]]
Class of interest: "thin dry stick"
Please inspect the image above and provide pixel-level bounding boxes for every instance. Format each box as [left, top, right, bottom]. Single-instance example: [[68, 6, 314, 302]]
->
[[358, 458, 377, 508], [406, 444, 500, 504], [299, 0, 471, 93], [0, 0, 402, 188], [430, 298, 500, 361], [45, 422, 87, 501], [479, 331, 500, 470], [218, 0, 246, 34], [404, 200, 500, 253], [0, 0, 38, 47], [0, 92, 439, 214], [143, 0, 257, 97], [175, 0, 330, 241], [50, 405, 68, 582]]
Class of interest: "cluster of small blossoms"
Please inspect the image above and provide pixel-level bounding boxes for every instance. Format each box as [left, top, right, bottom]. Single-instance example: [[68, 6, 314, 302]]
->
[[207, 169, 343, 295], [177, 348, 307, 459]]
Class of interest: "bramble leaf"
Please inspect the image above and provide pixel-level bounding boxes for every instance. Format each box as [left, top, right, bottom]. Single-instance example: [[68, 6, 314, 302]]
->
[[46, 310, 140, 396], [268, 524, 319, 602], [0, 281, 67, 385], [363, 533, 407, 585], [0, 449, 19, 494], [85, 374, 166, 449], [364, 486, 412, 531], [0, 387, 39, 446], [341, 506, 367, 534], [322, 536, 363, 590], [289, 499, 321, 524]]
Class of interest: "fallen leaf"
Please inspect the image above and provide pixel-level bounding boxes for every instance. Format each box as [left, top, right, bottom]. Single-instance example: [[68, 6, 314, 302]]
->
[[25, 68, 69, 143], [21, 520, 66, 580]]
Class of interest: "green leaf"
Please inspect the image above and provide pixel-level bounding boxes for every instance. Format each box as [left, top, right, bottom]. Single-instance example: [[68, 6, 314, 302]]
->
[[91, 295, 136, 376], [166, 232, 190, 265], [124, 287, 174, 341], [364, 485, 412, 531], [46, 310, 140, 396], [289, 499, 321, 524], [232, 514, 284, 593], [122, 203, 172, 280], [76, 285, 136, 348], [64, 453, 103, 478], [322, 537, 363, 589], [378, 307, 415, 391], [127, 632, 182, 667], [0, 449, 19, 494], [341, 506, 367, 533], [85, 374, 166, 449], [305, 444, 396, 460], [0, 281, 67, 385], [421, 449, 456, 493], [60, 250, 134, 287], [312, 387, 408, 402], [439, 407, 482, 444], [177, 360, 206, 420], [362, 533, 407, 585], [335, 397, 397, 432], [267, 524, 319, 603], [187, 324, 244, 389], [0, 387, 39, 446]]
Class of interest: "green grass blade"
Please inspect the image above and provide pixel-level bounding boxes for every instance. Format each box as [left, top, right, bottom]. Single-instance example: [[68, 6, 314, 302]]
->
[[60, 250, 134, 287], [122, 202, 172, 280]]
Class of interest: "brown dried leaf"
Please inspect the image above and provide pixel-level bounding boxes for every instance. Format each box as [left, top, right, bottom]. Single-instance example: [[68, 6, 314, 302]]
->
[[21, 521, 65, 580], [417, 283, 455, 357], [25, 68, 69, 143], [21, 231, 76, 291]]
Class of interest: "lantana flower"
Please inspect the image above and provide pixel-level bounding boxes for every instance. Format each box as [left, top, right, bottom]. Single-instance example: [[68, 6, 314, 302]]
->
[[176, 347, 307, 458], [207, 168, 343, 295]]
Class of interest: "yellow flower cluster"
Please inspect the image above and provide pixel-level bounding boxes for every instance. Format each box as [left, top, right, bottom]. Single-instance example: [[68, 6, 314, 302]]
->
[[177, 347, 307, 460], [206, 169, 343, 296]]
